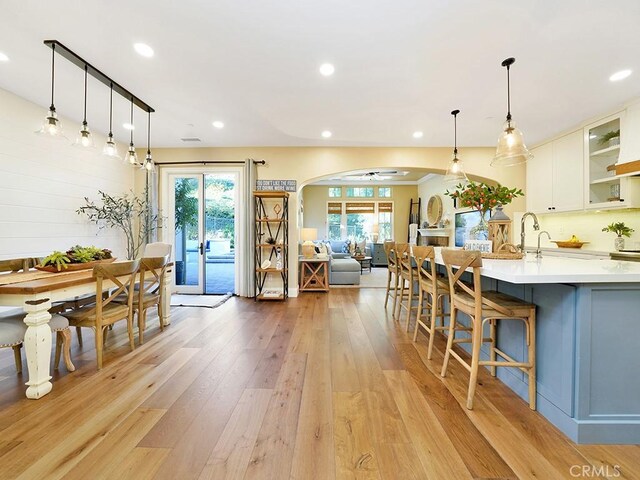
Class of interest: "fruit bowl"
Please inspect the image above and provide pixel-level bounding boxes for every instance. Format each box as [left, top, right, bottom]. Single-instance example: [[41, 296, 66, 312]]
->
[[552, 241, 589, 249]]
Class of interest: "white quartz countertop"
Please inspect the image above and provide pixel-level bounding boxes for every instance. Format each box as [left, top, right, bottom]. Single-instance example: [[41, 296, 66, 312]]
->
[[432, 247, 640, 284]]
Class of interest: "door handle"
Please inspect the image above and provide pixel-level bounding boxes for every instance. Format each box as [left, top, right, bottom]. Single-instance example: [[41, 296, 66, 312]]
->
[[199, 242, 204, 255]]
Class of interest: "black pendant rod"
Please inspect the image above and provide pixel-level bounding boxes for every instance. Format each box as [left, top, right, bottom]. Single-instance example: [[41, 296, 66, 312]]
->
[[147, 110, 151, 155], [50, 44, 55, 110], [451, 109, 460, 156], [501, 57, 515, 121], [108, 83, 114, 136], [129, 99, 134, 145], [44, 39, 154, 113], [82, 65, 88, 126]]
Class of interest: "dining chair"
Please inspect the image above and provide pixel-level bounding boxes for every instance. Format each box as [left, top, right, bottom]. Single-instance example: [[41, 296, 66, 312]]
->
[[411, 246, 452, 360], [0, 258, 37, 273], [394, 243, 418, 330], [143, 242, 172, 259], [383, 241, 399, 311], [133, 255, 169, 344], [61, 260, 140, 370], [440, 249, 537, 410]]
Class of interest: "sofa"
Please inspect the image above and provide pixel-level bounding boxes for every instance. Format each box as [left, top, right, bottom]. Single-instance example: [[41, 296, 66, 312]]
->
[[320, 240, 372, 285]]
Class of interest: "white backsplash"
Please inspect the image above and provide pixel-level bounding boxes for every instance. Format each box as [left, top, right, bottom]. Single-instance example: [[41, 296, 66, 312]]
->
[[515, 209, 640, 252]]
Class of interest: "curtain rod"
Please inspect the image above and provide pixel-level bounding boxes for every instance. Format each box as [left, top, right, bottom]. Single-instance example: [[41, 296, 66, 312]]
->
[[155, 160, 265, 166]]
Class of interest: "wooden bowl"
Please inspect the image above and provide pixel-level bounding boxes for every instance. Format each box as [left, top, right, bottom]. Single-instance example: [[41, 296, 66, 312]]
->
[[551, 241, 589, 249], [34, 257, 116, 273]]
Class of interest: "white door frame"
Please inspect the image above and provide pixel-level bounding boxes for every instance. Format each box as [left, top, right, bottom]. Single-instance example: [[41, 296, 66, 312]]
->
[[161, 165, 246, 295]]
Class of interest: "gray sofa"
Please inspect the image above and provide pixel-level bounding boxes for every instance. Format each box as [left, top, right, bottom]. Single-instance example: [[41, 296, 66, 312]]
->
[[323, 240, 371, 285]]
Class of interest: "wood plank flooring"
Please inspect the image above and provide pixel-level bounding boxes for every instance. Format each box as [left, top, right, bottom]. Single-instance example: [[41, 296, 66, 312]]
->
[[0, 288, 638, 479]]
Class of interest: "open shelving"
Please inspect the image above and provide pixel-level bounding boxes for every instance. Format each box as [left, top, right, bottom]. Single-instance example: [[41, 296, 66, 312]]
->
[[254, 191, 289, 301]]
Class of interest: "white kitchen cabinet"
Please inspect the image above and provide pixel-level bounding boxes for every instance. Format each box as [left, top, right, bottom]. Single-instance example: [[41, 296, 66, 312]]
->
[[618, 100, 640, 165], [526, 130, 583, 213]]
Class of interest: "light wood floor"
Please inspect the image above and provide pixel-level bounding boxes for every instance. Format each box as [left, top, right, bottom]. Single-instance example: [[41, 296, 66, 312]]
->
[[0, 289, 638, 479]]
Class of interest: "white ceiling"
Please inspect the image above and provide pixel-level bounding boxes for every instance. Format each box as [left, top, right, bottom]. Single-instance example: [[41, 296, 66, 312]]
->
[[1, 1, 639, 148]]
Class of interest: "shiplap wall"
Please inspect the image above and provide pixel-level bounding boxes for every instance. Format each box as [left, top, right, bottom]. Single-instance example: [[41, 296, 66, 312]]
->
[[0, 87, 134, 260]]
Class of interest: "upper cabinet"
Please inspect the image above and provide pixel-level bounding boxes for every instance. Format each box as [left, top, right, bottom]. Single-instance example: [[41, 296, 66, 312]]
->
[[585, 112, 640, 209], [526, 130, 583, 214], [618, 100, 640, 166]]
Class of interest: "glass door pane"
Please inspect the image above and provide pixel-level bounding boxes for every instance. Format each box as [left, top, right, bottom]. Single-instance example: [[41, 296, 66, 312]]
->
[[204, 173, 237, 294], [172, 175, 204, 294]]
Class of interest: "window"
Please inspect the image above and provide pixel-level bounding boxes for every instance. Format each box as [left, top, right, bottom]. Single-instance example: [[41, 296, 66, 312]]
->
[[345, 187, 374, 198], [328, 187, 342, 198], [326, 201, 393, 241], [378, 187, 391, 198]]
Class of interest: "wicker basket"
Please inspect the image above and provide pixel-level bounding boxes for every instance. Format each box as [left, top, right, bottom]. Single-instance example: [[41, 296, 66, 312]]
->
[[481, 243, 524, 260]]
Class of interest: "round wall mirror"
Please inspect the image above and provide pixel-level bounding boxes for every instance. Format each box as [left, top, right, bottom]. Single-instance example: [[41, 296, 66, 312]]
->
[[426, 195, 443, 226]]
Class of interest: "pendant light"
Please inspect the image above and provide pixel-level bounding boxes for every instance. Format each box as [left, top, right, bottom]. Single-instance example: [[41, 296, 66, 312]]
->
[[491, 57, 533, 167], [36, 43, 64, 138], [444, 109, 469, 184], [74, 65, 94, 148], [102, 83, 119, 157], [142, 110, 155, 172], [123, 98, 138, 166]]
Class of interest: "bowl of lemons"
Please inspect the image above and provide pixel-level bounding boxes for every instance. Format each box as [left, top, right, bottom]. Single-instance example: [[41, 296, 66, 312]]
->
[[552, 235, 589, 248]]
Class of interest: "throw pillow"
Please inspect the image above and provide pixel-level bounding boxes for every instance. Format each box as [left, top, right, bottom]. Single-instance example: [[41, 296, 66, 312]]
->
[[341, 241, 351, 253], [325, 241, 333, 255], [315, 242, 327, 256], [357, 239, 366, 254]]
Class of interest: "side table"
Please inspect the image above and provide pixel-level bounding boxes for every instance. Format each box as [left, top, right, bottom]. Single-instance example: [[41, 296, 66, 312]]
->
[[352, 255, 372, 274], [299, 257, 330, 292]]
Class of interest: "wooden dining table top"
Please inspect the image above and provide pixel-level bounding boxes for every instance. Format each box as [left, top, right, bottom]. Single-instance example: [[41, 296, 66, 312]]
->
[[0, 270, 97, 295]]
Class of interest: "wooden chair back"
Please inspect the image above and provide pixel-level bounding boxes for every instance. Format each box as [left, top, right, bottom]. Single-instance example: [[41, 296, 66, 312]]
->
[[143, 242, 172, 260], [139, 255, 169, 301], [383, 241, 397, 270], [395, 243, 412, 278], [92, 260, 140, 327], [0, 258, 36, 273], [411, 245, 437, 291]]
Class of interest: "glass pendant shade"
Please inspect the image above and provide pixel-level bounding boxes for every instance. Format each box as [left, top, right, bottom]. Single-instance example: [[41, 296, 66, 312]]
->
[[142, 152, 155, 172], [124, 143, 138, 165], [74, 122, 94, 148], [444, 155, 468, 184], [37, 108, 65, 138], [103, 134, 119, 158], [491, 119, 533, 167]]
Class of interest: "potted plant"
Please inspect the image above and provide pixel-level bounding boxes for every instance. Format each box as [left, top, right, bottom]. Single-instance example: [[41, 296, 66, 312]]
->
[[602, 222, 634, 251], [77, 187, 159, 261], [39, 245, 114, 272], [598, 129, 620, 148], [445, 181, 524, 239]]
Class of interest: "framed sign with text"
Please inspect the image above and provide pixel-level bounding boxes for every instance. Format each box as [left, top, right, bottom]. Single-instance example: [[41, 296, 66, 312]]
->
[[256, 180, 297, 192]]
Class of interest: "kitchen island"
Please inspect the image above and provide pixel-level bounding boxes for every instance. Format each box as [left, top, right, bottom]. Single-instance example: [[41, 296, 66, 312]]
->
[[432, 248, 640, 444]]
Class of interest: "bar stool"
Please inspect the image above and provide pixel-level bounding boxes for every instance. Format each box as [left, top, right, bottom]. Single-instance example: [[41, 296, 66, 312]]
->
[[411, 246, 452, 360], [383, 241, 399, 312], [440, 249, 537, 410], [394, 243, 419, 331]]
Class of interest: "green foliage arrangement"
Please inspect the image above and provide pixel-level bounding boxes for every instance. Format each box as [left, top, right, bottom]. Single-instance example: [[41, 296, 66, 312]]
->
[[598, 129, 620, 146], [445, 181, 524, 215], [602, 222, 634, 238], [41, 246, 113, 271], [77, 188, 159, 260]]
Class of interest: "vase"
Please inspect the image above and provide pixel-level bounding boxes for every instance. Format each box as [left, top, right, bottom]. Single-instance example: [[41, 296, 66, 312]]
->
[[470, 214, 490, 240], [614, 236, 624, 251]]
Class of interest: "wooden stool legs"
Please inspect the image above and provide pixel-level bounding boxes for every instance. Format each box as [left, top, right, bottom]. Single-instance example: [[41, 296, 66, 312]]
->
[[54, 328, 76, 372], [13, 345, 22, 374]]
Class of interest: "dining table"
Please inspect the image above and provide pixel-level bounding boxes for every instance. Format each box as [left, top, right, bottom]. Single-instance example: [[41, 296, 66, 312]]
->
[[0, 266, 172, 400]]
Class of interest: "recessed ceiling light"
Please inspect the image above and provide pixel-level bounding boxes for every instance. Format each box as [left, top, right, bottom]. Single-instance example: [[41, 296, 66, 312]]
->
[[413, 131, 424, 139], [0, 52, 8, 62], [319, 63, 335, 76], [212, 121, 224, 129], [321, 130, 332, 138], [133, 43, 154, 58], [609, 69, 631, 82], [123, 123, 135, 130]]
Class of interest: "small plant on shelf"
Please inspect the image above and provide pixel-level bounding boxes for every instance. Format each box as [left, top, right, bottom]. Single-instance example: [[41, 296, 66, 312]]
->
[[602, 222, 634, 238], [597, 129, 620, 147]]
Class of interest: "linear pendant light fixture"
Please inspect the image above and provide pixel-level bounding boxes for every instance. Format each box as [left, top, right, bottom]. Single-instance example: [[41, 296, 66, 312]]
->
[[492, 57, 533, 167], [142, 110, 155, 172], [124, 98, 138, 165], [74, 65, 94, 148], [444, 109, 469, 184], [36, 43, 65, 138], [103, 84, 119, 158], [39, 40, 154, 168]]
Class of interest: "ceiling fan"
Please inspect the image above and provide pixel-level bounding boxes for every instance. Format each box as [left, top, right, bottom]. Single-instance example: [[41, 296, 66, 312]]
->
[[347, 170, 398, 181]]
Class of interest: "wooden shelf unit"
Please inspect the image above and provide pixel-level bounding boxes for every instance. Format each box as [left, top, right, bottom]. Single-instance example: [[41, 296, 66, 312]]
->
[[254, 191, 289, 301]]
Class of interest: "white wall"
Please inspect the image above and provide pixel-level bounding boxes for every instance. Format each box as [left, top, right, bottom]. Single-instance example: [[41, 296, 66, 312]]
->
[[0, 87, 135, 260]]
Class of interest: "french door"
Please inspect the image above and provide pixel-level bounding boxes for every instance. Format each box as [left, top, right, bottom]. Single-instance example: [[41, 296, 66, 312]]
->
[[167, 170, 240, 295]]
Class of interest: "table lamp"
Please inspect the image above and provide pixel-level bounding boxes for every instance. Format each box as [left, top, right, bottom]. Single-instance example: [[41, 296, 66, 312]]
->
[[300, 227, 318, 259], [371, 223, 379, 243]]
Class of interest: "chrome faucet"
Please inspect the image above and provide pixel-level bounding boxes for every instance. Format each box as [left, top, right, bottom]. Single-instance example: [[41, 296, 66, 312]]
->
[[536, 231, 551, 258], [520, 212, 540, 252]]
